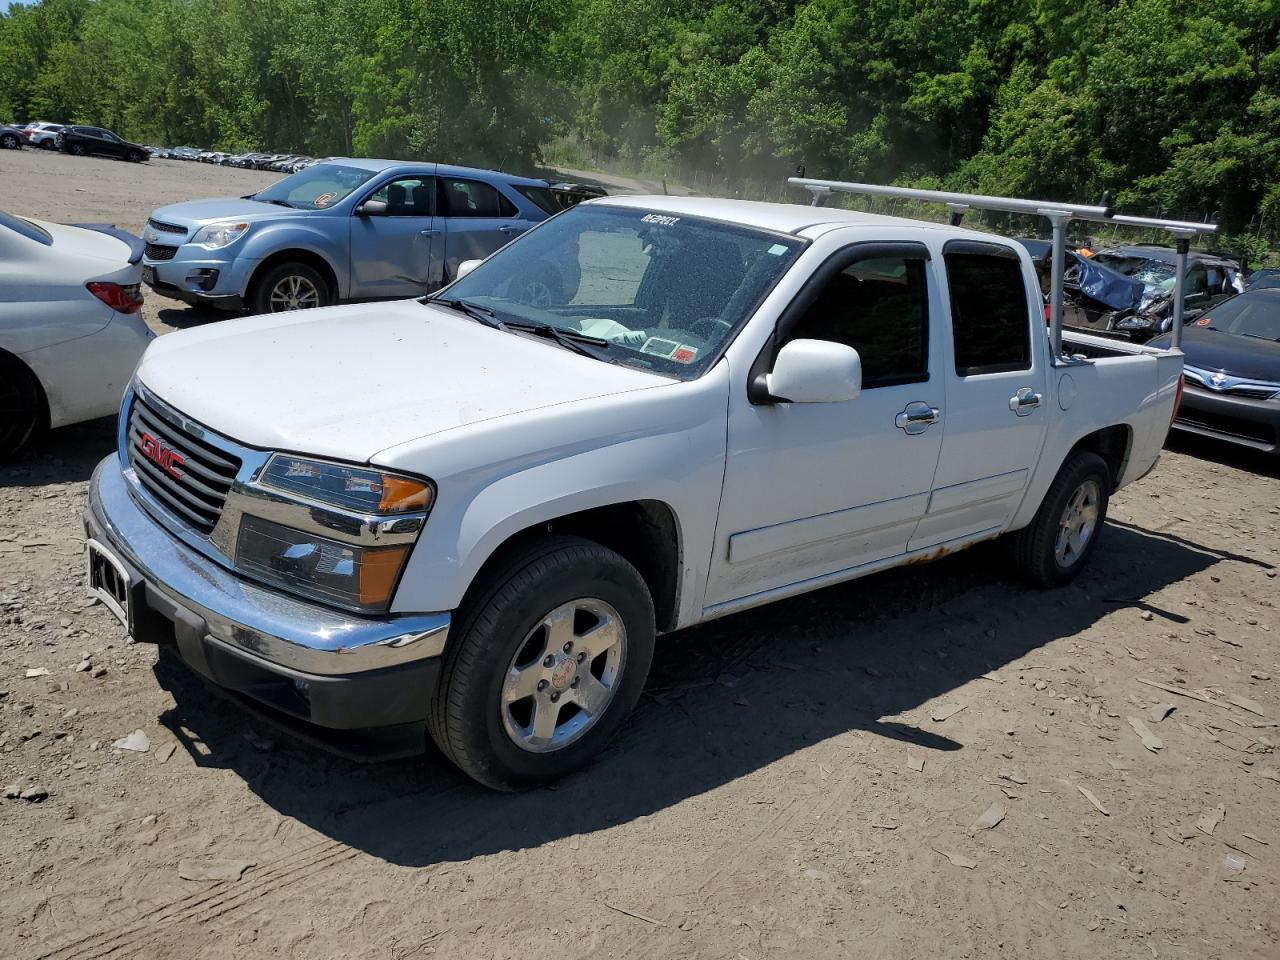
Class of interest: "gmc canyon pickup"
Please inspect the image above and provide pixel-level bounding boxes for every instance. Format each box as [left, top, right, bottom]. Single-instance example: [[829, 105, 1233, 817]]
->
[[85, 192, 1185, 790]]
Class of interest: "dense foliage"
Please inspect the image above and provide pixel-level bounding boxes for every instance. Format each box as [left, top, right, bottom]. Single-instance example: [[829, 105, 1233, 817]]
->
[[2, 0, 1278, 241]]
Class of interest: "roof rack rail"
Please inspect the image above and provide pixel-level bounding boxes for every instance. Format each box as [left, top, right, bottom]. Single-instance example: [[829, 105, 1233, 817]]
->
[[787, 177, 1217, 358]]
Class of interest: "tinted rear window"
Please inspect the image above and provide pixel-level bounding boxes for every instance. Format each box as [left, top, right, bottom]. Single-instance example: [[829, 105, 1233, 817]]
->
[[945, 247, 1031, 376], [514, 185, 562, 215]]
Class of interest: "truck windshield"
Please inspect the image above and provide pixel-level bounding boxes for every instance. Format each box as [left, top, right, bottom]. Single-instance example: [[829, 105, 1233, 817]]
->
[[438, 205, 805, 378], [252, 163, 377, 210]]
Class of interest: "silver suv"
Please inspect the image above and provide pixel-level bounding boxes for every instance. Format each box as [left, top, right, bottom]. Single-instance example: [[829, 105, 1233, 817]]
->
[[141, 159, 563, 314]]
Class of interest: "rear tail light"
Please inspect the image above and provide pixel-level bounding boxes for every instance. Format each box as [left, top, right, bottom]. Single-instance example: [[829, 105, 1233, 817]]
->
[[87, 282, 144, 314]]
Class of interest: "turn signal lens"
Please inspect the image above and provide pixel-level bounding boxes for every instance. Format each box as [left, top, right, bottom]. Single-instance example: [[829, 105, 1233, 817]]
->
[[358, 545, 410, 606], [379, 476, 431, 513]]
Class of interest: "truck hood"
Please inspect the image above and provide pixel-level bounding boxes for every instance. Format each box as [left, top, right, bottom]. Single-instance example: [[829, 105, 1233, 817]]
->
[[147, 197, 307, 229], [134, 301, 668, 462]]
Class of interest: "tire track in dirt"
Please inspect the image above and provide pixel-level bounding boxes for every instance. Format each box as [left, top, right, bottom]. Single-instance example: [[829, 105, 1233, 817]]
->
[[31, 784, 467, 960]]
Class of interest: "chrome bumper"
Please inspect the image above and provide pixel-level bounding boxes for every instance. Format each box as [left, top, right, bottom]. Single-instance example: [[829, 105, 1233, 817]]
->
[[86, 456, 450, 676]]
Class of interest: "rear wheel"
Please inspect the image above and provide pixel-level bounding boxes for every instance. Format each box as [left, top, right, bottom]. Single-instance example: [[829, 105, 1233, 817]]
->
[[38, 139, 54, 150], [250, 262, 330, 314], [0, 354, 43, 460], [0, 132, 20, 150], [428, 536, 655, 791], [1011, 450, 1110, 587]]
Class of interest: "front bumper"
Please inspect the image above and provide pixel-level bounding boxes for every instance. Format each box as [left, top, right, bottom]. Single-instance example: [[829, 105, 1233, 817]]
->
[[1173, 385, 1280, 454], [86, 457, 450, 756], [142, 247, 257, 310]]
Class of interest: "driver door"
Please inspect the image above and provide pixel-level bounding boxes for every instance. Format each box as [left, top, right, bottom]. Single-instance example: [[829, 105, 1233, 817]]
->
[[349, 175, 439, 298], [705, 243, 945, 608]]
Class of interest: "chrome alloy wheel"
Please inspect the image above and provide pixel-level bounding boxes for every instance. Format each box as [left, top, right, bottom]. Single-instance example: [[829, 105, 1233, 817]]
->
[[1055, 478, 1100, 567], [501, 598, 627, 753], [268, 274, 321, 311]]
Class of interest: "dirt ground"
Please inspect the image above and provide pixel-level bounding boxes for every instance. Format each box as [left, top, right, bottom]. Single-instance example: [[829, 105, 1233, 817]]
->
[[2, 148, 1280, 960]]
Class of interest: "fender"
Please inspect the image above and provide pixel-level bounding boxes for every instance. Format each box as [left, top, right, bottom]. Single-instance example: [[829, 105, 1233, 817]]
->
[[236, 219, 349, 298], [384, 364, 732, 627]]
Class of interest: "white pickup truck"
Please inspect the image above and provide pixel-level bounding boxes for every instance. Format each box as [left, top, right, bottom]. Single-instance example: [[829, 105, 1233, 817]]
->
[[85, 188, 1188, 790]]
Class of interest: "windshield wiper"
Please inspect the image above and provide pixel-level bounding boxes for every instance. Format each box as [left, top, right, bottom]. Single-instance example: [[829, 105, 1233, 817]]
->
[[427, 296, 506, 329], [1240, 332, 1280, 342], [503, 320, 610, 358], [254, 197, 294, 208]]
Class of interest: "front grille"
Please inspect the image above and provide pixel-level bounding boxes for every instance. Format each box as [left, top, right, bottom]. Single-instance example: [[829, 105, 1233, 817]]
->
[[127, 395, 242, 535], [1226, 385, 1280, 400], [146, 218, 187, 235], [144, 242, 178, 261]]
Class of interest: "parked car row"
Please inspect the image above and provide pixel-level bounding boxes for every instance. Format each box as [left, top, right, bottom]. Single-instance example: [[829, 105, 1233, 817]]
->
[[145, 147, 324, 174]]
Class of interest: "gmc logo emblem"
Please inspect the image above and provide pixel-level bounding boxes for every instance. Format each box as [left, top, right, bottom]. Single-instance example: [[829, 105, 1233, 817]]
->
[[137, 432, 186, 480]]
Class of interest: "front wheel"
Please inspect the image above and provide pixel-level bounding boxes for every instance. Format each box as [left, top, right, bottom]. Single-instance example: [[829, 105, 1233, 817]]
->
[[0, 133, 20, 150], [1010, 450, 1110, 587], [126, 149, 144, 163], [250, 262, 330, 314], [428, 536, 656, 791]]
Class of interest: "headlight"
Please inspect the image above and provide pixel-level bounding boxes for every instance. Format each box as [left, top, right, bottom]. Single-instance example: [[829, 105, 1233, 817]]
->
[[1115, 314, 1156, 331], [235, 515, 409, 612], [191, 221, 249, 249], [258, 454, 433, 514]]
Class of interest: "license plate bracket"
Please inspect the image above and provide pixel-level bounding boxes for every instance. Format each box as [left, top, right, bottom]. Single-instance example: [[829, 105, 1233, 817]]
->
[[86, 539, 133, 633]]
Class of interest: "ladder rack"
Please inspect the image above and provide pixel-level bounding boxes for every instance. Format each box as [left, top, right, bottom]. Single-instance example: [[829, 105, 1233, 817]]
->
[[787, 177, 1218, 358]]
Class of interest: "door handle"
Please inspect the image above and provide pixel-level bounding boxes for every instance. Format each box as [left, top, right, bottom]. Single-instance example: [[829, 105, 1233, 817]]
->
[[895, 401, 940, 435], [418, 229, 438, 237], [1009, 388, 1042, 416], [498, 225, 517, 235]]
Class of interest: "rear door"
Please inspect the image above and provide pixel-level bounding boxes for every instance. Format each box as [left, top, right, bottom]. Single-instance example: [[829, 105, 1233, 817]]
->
[[349, 174, 439, 298], [438, 177, 526, 282], [909, 240, 1048, 549]]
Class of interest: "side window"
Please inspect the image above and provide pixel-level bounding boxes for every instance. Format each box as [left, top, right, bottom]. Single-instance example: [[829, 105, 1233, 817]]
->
[[784, 253, 930, 388], [1185, 262, 1209, 297], [944, 245, 1031, 377], [438, 178, 515, 218], [367, 177, 434, 216]]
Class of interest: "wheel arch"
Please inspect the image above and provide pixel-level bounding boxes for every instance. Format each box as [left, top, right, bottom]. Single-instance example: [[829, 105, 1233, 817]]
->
[[1066, 423, 1132, 492], [458, 500, 683, 635], [245, 248, 340, 304], [0, 347, 50, 431]]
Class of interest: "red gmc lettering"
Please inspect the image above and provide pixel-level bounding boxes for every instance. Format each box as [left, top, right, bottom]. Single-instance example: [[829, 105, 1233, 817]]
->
[[137, 432, 186, 480]]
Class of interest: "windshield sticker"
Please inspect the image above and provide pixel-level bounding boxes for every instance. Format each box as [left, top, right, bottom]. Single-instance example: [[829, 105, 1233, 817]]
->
[[672, 345, 699, 363], [641, 214, 680, 226], [767, 244, 788, 256], [1195, 315, 1212, 326], [641, 337, 680, 358], [313, 191, 336, 208]]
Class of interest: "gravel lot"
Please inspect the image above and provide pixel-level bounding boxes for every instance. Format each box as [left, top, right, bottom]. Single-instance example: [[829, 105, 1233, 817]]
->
[[2, 148, 1279, 960]]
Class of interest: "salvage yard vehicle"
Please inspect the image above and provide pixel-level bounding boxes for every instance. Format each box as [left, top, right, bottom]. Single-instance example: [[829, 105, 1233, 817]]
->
[[0, 211, 153, 458], [84, 180, 1210, 790], [1149, 286, 1280, 454], [24, 122, 65, 149], [1, 125, 25, 149], [57, 125, 149, 162], [1017, 237, 1147, 339], [140, 158, 556, 313]]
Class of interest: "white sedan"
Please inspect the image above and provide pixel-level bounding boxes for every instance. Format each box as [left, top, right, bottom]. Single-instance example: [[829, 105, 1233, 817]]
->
[[0, 212, 154, 457]]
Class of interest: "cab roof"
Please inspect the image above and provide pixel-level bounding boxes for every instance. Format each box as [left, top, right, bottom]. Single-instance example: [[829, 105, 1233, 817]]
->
[[593, 194, 985, 240], [318, 157, 549, 187]]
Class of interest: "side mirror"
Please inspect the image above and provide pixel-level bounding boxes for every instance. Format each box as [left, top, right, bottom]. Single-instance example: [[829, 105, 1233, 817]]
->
[[759, 339, 862, 404], [358, 199, 387, 217], [456, 259, 483, 280]]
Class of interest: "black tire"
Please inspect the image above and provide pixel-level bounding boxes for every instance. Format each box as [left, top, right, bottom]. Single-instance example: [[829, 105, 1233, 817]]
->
[[126, 149, 144, 163], [69, 142, 86, 156], [0, 133, 20, 150], [249, 262, 330, 314], [428, 535, 656, 791], [0, 353, 43, 460], [38, 139, 54, 150], [1011, 450, 1110, 587]]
